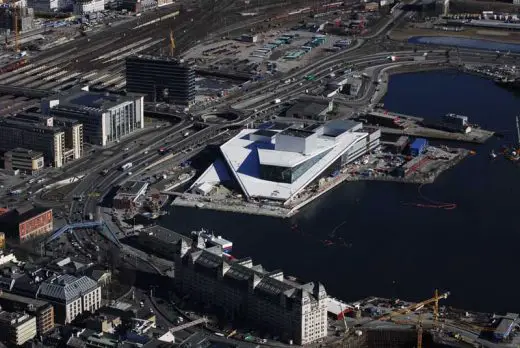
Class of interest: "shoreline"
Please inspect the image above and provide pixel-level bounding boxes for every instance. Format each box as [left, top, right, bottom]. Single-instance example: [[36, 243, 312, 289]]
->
[[171, 147, 469, 218]]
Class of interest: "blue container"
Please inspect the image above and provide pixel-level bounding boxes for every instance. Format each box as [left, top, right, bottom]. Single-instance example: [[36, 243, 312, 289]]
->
[[409, 138, 428, 157]]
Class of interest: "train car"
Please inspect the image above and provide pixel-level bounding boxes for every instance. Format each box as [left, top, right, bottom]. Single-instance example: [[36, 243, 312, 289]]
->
[[0, 58, 28, 75]]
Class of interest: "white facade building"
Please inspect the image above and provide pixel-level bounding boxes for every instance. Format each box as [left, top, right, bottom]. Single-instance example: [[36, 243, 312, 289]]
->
[[174, 241, 328, 345], [37, 275, 101, 324], [42, 87, 144, 146], [74, 0, 104, 14], [193, 119, 380, 204]]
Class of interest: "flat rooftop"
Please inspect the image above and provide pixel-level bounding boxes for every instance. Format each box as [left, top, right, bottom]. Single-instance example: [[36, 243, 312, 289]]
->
[[61, 91, 137, 111], [140, 226, 193, 245], [118, 180, 148, 196], [279, 128, 315, 138], [253, 129, 278, 137], [0, 118, 63, 134], [128, 54, 193, 67], [0, 291, 50, 310]]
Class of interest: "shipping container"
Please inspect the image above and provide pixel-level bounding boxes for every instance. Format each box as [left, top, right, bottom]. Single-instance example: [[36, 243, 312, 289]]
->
[[409, 138, 428, 157]]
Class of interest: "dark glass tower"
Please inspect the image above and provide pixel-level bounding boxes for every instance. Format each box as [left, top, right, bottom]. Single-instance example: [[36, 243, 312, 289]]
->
[[125, 55, 196, 106]]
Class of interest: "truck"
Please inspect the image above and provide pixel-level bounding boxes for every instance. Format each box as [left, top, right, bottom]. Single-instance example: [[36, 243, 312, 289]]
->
[[120, 162, 133, 171], [183, 131, 190, 137], [272, 98, 281, 104]]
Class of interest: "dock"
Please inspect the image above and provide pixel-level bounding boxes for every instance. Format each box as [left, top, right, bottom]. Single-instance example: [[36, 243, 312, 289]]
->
[[379, 125, 494, 144], [362, 110, 495, 144]]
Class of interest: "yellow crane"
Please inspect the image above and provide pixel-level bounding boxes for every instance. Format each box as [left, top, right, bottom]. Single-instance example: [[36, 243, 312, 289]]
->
[[416, 314, 423, 348], [169, 29, 175, 57], [378, 290, 450, 322], [9, 0, 20, 52]]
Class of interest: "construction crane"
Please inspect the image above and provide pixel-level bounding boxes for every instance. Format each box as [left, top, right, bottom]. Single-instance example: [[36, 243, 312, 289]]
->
[[379, 290, 450, 322], [169, 29, 175, 57], [9, 0, 19, 52], [416, 314, 423, 348]]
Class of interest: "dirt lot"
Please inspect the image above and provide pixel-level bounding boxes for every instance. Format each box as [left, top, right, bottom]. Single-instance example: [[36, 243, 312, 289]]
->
[[389, 26, 520, 44]]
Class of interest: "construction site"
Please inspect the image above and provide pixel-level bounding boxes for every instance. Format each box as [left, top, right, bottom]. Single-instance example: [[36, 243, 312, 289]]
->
[[325, 290, 520, 348]]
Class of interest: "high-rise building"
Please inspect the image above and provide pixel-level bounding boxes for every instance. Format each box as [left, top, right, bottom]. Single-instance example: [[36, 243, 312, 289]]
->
[[174, 241, 328, 345], [126, 55, 196, 106], [0, 311, 37, 346], [0, 118, 64, 168], [42, 87, 144, 146], [4, 148, 45, 174]]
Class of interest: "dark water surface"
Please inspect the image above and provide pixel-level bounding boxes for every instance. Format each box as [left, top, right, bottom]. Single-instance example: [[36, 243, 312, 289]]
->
[[161, 70, 520, 314], [408, 36, 520, 53]]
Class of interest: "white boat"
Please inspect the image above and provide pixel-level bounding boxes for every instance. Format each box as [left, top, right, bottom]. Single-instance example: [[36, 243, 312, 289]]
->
[[490, 150, 497, 159], [191, 229, 233, 253]]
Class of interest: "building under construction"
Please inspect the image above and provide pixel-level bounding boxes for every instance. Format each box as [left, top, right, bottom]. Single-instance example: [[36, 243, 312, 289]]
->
[[0, 7, 35, 35]]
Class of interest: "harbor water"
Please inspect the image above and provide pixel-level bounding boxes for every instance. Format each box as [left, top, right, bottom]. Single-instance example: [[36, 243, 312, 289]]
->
[[162, 70, 520, 314]]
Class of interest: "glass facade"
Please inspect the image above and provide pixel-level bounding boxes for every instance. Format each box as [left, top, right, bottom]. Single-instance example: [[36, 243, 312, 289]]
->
[[126, 56, 196, 105], [260, 149, 332, 183]]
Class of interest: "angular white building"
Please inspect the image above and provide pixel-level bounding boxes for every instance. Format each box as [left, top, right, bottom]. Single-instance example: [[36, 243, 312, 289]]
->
[[193, 120, 380, 204]]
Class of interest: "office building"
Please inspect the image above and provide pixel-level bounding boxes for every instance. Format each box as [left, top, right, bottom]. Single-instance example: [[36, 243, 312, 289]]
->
[[0, 118, 65, 168], [4, 148, 45, 174], [42, 87, 144, 146], [37, 274, 101, 324], [0, 292, 55, 335], [0, 206, 53, 243], [0, 310, 37, 346], [174, 242, 328, 345], [15, 112, 84, 162], [74, 0, 104, 14], [192, 119, 380, 204], [126, 54, 196, 106]]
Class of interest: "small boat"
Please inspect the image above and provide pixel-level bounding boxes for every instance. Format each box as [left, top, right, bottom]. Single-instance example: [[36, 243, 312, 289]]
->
[[490, 150, 497, 159]]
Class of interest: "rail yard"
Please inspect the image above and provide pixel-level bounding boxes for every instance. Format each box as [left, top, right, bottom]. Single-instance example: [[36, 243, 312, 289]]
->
[[0, 0, 519, 346]]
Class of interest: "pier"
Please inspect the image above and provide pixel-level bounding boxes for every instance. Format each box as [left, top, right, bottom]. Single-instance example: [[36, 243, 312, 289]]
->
[[363, 110, 495, 144]]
